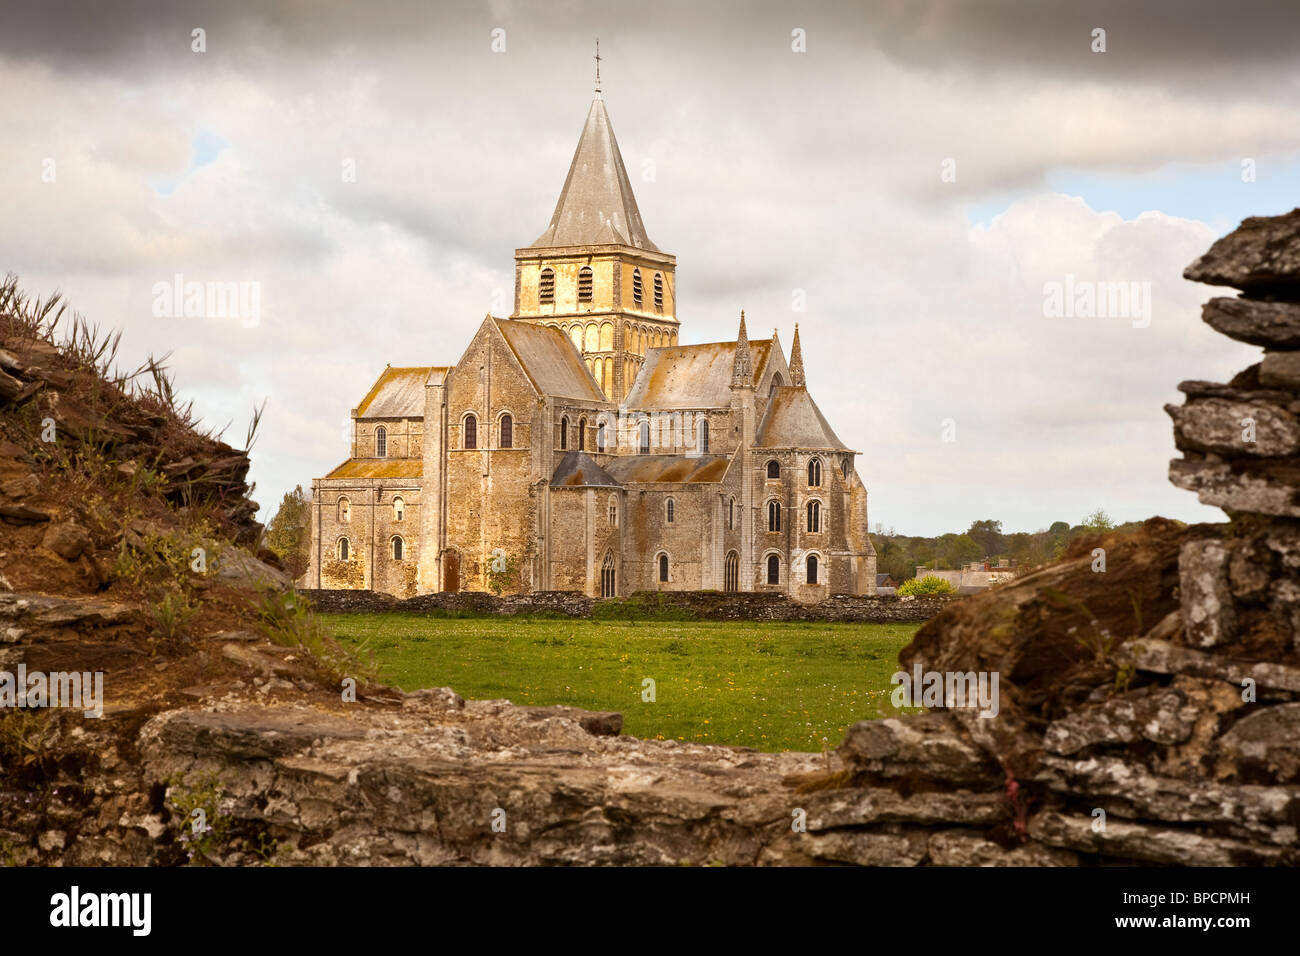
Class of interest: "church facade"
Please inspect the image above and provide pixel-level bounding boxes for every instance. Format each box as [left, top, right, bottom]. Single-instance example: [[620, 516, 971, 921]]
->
[[306, 92, 876, 601]]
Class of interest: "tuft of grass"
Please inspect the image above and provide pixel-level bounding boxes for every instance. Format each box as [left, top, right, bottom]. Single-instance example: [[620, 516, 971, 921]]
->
[[250, 587, 379, 686]]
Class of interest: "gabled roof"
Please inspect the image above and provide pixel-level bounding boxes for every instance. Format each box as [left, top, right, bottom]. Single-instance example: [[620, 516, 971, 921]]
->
[[527, 96, 660, 252], [625, 339, 775, 410], [325, 458, 423, 479], [604, 454, 731, 484], [355, 366, 434, 419], [550, 452, 621, 488], [496, 319, 606, 402], [756, 386, 852, 450]]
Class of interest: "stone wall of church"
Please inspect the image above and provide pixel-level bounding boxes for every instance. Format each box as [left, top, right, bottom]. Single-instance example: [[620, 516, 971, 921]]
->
[[444, 328, 542, 593], [352, 417, 422, 459], [547, 487, 622, 594], [621, 483, 716, 591], [309, 479, 423, 595]]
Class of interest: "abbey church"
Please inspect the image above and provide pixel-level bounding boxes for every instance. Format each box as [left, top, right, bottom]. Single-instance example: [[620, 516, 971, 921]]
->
[[306, 88, 877, 601]]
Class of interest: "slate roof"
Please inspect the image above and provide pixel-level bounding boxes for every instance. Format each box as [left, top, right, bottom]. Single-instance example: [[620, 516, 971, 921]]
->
[[497, 319, 606, 402], [355, 366, 435, 419], [624, 339, 774, 409], [549, 451, 621, 488], [325, 459, 424, 480], [604, 454, 731, 484], [527, 96, 660, 252], [756, 386, 852, 450]]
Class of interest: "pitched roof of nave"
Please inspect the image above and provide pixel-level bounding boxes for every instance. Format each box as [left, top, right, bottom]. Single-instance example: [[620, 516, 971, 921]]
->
[[355, 366, 443, 419], [549, 451, 621, 488], [604, 454, 731, 484], [495, 318, 607, 402], [624, 339, 777, 410], [526, 96, 661, 252], [756, 385, 853, 451], [325, 458, 423, 479]]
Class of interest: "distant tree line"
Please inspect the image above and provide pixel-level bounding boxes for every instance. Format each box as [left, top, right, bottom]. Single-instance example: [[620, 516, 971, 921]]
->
[[871, 510, 1150, 583]]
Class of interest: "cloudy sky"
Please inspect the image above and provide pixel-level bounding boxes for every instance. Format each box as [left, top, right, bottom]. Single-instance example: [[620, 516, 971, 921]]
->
[[3, 0, 1298, 536]]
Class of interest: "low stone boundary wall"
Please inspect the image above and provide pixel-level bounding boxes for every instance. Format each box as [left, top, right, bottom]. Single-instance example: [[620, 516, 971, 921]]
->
[[296, 588, 954, 623]]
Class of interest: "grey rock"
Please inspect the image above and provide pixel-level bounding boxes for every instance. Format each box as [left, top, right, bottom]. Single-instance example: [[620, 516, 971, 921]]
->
[[213, 545, 292, 590], [1178, 539, 1237, 647], [838, 713, 998, 785], [926, 830, 1078, 866], [1169, 458, 1300, 518], [1037, 754, 1300, 841], [1044, 687, 1198, 754], [1184, 208, 1300, 293], [1123, 638, 1300, 694], [1202, 296, 1300, 348], [1261, 350, 1300, 390], [1218, 704, 1300, 783], [1167, 398, 1300, 457], [1029, 810, 1290, 865]]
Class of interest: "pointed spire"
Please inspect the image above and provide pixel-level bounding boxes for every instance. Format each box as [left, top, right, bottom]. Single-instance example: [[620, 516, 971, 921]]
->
[[789, 324, 805, 387], [527, 95, 659, 251], [732, 310, 753, 387]]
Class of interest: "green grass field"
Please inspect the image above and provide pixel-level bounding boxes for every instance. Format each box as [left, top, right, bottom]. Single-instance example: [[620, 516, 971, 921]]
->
[[323, 613, 918, 753]]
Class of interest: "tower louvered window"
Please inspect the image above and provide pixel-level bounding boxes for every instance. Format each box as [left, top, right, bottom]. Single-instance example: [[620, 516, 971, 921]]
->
[[578, 267, 593, 302], [653, 273, 663, 310], [632, 269, 643, 305], [539, 268, 555, 304]]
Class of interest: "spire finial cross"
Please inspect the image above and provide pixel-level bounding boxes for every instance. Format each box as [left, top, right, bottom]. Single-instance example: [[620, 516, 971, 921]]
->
[[594, 39, 602, 93]]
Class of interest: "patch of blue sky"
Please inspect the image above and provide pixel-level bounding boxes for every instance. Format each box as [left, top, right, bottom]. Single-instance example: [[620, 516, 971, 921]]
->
[[965, 155, 1300, 235]]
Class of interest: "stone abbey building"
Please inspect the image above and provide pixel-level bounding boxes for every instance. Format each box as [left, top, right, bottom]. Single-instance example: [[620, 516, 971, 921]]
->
[[306, 90, 877, 601]]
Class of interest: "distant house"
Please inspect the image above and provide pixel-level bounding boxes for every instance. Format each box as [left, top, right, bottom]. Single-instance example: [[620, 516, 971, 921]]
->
[[913, 559, 1016, 592], [876, 572, 898, 589]]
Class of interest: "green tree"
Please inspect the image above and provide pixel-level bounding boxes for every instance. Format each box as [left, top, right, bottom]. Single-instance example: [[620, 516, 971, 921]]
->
[[898, 575, 957, 596], [1082, 508, 1115, 532], [265, 485, 312, 580], [966, 519, 1005, 558]]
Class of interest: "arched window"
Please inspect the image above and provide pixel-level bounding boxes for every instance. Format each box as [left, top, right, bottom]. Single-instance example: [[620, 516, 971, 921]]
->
[[337, 537, 350, 561], [700, 419, 709, 454], [728, 496, 735, 530], [807, 554, 819, 585], [766, 554, 780, 585], [578, 266, 593, 303], [464, 414, 477, 449], [808, 457, 822, 487], [842, 457, 851, 479], [639, 420, 650, 455], [393, 496, 404, 521], [658, 553, 669, 583], [601, 551, 616, 597], [632, 268, 643, 305], [597, 420, 607, 452], [338, 496, 350, 522], [766, 460, 780, 480], [653, 273, 664, 309], [578, 417, 587, 451], [499, 413, 513, 449], [807, 500, 821, 533], [560, 416, 568, 450], [391, 536, 404, 561], [569, 325, 583, 351], [725, 551, 739, 592], [539, 267, 555, 304], [609, 495, 618, 527], [767, 499, 782, 532], [375, 426, 387, 458], [666, 498, 675, 523]]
